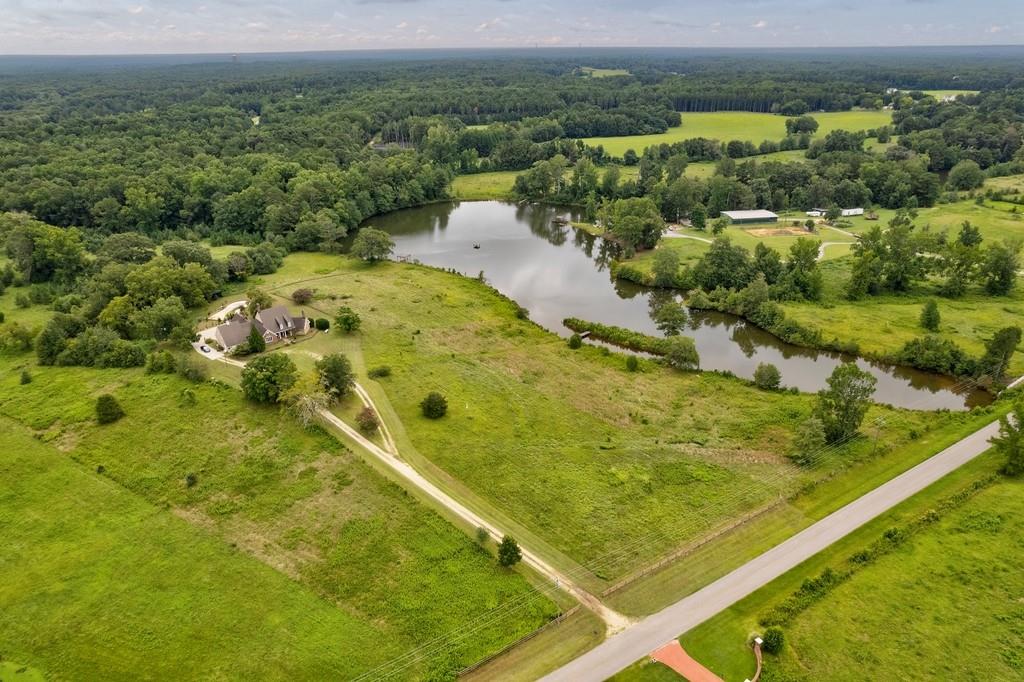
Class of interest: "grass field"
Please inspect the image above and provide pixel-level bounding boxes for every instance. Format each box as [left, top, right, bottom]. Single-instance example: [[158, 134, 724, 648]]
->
[[240, 253, 993, 594], [779, 198, 1024, 375], [582, 110, 894, 157], [451, 165, 639, 201], [614, 450, 1023, 682], [580, 67, 631, 78], [922, 89, 979, 100], [0, 351, 557, 678]]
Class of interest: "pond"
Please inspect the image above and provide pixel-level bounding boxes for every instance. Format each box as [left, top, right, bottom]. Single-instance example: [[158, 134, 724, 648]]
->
[[368, 201, 989, 411]]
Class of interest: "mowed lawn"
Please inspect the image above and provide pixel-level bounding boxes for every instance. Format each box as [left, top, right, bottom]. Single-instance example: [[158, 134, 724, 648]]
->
[[250, 254, 980, 587], [452, 165, 639, 201], [615, 453, 1024, 682], [0, 355, 556, 679], [582, 110, 894, 157]]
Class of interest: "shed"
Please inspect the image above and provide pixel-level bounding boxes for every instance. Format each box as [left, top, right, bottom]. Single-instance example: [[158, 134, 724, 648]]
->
[[721, 209, 778, 224]]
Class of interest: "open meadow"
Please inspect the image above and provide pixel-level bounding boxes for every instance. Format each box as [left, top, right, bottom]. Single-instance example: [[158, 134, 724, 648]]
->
[[238, 253, 1003, 597], [582, 110, 894, 157], [0, 350, 557, 679]]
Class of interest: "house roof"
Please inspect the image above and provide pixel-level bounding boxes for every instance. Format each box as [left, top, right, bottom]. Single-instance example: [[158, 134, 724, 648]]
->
[[256, 305, 300, 333], [216, 317, 254, 348]]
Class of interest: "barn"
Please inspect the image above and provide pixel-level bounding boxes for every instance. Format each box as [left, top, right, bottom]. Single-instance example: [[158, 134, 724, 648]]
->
[[721, 209, 778, 224]]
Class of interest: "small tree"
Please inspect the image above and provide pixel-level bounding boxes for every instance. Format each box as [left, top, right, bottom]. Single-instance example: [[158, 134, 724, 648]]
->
[[762, 627, 785, 655], [241, 353, 298, 403], [19, 369, 31, 385], [661, 336, 699, 371], [825, 205, 841, 222], [335, 306, 361, 333], [351, 227, 395, 262], [420, 392, 448, 419], [95, 394, 125, 424], [814, 364, 877, 443], [652, 248, 681, 287], [356, 406, 380, 433], [992, 399, 1024, 476], [245, 324, 266, 354], [712, 216, 730, 234], [690, 204, 707, 231], [919, 300, 940, 331], [246, 288, 273, 316], [291, 288, 314, 304], [497, 536, 522, 567], [754, 363, 782, 390], [979, 326, 1022, 380], [316, 353, 354, 399], [314, 318, 330, 331], [790, 417, 826, 466], [626, 355, 639, 372], [804, 218, 816, 231], [567, 333, 582, 349]]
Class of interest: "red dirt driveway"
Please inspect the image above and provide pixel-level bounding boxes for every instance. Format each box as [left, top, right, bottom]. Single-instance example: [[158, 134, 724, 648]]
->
[[650, 641, 723, 682]]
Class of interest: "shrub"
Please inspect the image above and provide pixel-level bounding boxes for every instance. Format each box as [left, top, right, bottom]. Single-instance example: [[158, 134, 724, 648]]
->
[[291, 288, 314, 305], [563, 318, 700, 370], [368, 365, 391, 379], [15, 294, 30, 308], [146, 350, 177, 374], [176, 354, 210, 382], [95, 394, 125, 424], [896, 335, 975, 376], [626, 355, 639, 372], [185, 472, 198, 488], [762, 627, 785, 655], [19, 369, 31, 384], [475, 526, 489, 545], [0, 311, 4, 323], [420, 392, 448, 419], [314, 318, 330, 331], [753, 362, 782, 390], [497, 536, 522, 567], [356, 406, 379, 433], [567, 333, 582, 349]]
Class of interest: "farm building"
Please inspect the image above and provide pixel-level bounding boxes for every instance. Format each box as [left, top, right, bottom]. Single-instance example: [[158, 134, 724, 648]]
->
[[807, 207, 865, 217], [721, 209, 778, 224]]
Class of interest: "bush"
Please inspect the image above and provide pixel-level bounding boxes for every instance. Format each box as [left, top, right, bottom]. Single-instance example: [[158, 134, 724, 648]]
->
[[19, 369, 31, 384], [475, 526, 489, 545], [15, 294, 30, 308], [314, 318, 330, 331], [0, 311, 4, 323], [753, 362, 782, 390], [176, 354, 210, 382], [95, 394, 125, 424], [291, 288, 314, 304], [567, 333, 583, 349], [626, 355, 639, 372], [896, 335, 976, 377], [420, 392, 448, 419], [185, 472, 198, 488], [368, 365, 391, 379], [563, 318, 699, 370], [146, 350, 177, 374], [356, 407, 380, 433], [762, 627, 785, 655], [316, 353, 354, 398]]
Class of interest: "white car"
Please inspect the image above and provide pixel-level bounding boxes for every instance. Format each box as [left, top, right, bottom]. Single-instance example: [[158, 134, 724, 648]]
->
[[199, 345, 211, 353]]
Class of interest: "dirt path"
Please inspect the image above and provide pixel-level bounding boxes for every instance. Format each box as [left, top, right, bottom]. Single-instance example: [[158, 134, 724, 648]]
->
[[198, 345, 629, 632]]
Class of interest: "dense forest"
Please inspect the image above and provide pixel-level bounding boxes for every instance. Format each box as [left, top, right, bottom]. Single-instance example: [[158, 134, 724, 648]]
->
[[1, 48, 1023, 370]]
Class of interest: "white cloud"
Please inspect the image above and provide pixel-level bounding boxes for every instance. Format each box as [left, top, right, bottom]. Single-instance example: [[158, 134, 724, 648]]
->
[[395, 21, 408, 29], [752, 20, 767, 29], [475, 17, 502, 32]]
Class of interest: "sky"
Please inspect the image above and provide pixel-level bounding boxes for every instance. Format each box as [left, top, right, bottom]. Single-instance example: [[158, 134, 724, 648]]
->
[[0, 0, 1020, 55]]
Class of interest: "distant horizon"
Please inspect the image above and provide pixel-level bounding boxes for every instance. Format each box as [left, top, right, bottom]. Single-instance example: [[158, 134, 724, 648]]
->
[[2, 43, 1023, 59], [1, 0, 1020, 55]]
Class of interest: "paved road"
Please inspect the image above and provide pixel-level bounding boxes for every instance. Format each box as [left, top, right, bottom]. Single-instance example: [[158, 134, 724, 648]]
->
[[541, 418, 1003, 682]]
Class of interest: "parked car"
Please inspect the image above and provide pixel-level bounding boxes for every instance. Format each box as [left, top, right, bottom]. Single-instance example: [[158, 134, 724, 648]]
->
[[199, 345, 211, 353]]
